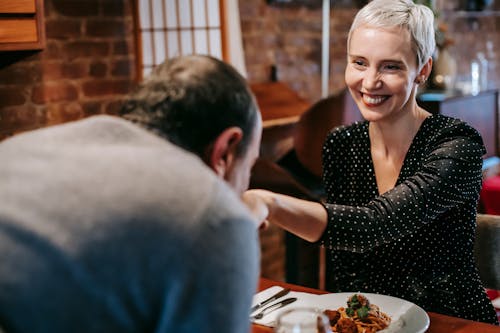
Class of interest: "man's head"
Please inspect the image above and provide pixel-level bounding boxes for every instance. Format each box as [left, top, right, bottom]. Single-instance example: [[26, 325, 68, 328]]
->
[[121, 55, 262, 194]]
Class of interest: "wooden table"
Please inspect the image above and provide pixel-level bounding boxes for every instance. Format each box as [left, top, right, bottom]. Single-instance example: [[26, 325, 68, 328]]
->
[[250, 82, 310, 128], [252, 278, 500, 333]]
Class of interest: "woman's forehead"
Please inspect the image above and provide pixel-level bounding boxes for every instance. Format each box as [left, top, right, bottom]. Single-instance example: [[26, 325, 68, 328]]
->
[[349, 26, 413, 57]]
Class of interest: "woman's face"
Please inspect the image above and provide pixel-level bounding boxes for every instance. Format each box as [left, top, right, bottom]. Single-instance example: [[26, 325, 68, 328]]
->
[[345, 25, 420, 123]]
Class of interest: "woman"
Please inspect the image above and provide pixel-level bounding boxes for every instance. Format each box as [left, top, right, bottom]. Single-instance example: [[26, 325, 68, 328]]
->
[[244, 0, 498, 324]]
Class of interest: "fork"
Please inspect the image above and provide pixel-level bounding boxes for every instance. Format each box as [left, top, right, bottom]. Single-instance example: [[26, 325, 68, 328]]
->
[[250, 297, 298, 320]]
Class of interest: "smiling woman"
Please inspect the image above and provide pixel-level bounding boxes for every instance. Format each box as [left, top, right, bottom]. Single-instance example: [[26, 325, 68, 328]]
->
[[243, 0, 499, 325]]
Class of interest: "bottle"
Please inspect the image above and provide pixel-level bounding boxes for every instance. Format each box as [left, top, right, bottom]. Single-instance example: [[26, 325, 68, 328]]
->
[[485, 40, 497, 90], [471, 59, 480, 95], [477, 52, 489, 91], [471, 52, 489, 95]]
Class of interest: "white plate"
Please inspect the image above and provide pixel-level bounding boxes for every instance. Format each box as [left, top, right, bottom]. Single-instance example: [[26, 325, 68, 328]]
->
[[252, 287, 430, 333]]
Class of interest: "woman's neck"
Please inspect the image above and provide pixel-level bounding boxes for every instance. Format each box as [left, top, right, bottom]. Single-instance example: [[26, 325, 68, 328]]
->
[[369, 104, 431, 158]]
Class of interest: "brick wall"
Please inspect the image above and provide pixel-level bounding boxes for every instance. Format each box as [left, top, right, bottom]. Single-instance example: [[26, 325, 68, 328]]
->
[[0, 0, 136, 139], [239, 0, 358, 103]]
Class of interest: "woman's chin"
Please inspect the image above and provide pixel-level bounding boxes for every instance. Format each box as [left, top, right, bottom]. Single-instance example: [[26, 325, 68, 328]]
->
[[358, 109, 386, 122]]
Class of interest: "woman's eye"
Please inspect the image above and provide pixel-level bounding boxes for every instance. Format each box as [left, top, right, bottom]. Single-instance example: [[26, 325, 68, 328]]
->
[[384, 64, 401, 70], [353, 60, 365, 66]]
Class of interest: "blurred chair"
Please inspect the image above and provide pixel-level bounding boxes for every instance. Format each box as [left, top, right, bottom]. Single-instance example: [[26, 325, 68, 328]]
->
[[250, 89, 362, 288], [292, 88, 362, 179], [273, 89, 363, 200], [479, 157, 500, 215], [475, 213, 500, 291]]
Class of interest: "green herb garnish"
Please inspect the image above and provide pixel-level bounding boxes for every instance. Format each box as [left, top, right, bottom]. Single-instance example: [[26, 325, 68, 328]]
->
[[346, 307, 355, 317], [356, 305, 370, 320]]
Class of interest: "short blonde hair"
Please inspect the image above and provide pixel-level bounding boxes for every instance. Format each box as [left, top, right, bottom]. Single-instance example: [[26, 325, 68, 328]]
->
[[347, 0, 435, 70]]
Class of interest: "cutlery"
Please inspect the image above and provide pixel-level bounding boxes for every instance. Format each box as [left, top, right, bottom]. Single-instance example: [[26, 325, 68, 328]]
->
[[251, 287, 291, 313], [250, 297, 297, 320]]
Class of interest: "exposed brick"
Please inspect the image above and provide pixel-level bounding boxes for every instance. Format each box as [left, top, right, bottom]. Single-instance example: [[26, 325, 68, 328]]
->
[[63, 41, 110, 59], [45, 103, 84, 125], [0, 87, 27, 107], [102, 0, 131, 17], [240, 19, 266, 33], [86, 19, 127, 38], [279, 18, 322, 32], [40, 41, 63, 60], [245, 64, 271, 82], [82, 79, 134, 97], [105, 99, 125, 115], [82, 101, 103, 116], [0, 0, 135, 138], [0, 105, 44, 134], [111, 59, 132, 77], [52, 0, 99, 17], [113, 40, 130, 55], [239, 2, 261, 17], [0, 64, 42, 85], [32, 82, 79, 104], [42, 62, 88, 81], [90, 61, 108, 78], [45, 19, 82, 40]]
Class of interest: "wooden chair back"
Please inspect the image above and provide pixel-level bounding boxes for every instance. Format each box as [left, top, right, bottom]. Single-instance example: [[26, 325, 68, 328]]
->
[[293, 89, 362, 178], [475, 213, 500, 290]]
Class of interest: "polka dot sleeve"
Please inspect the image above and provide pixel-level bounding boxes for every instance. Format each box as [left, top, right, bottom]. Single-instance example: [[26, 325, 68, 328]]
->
[[319, 116, 485, 253]]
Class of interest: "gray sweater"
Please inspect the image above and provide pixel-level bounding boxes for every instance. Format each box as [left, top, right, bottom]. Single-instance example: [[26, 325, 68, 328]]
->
[[0, 115, 259, 333]]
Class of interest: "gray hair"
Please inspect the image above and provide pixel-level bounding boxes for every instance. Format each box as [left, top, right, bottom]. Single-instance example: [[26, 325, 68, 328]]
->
[[121, 55, 258, 158], [347, 0, 435, 70]]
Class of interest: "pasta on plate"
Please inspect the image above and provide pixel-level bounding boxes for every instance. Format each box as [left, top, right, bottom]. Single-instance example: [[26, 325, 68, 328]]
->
[[323, 294, 391, 333]]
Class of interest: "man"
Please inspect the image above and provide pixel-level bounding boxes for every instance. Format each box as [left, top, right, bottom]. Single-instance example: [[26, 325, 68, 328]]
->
[[0, 55, 262, 333]]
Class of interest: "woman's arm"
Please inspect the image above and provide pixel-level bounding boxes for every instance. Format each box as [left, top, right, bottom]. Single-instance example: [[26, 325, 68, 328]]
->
[[242, 189, 328, 242]]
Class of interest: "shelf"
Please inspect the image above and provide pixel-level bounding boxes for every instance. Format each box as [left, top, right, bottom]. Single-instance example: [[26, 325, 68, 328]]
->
[[0, 0, 45, 51]]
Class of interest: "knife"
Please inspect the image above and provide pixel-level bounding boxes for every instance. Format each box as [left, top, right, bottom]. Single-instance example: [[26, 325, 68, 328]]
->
[[251, 287, 291, 313], [250, 297, 297, 320]]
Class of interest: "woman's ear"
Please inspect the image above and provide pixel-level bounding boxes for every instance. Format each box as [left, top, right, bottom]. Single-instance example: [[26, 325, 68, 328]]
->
[[205, 127, 243, 178], [416, 57, 433, 84]]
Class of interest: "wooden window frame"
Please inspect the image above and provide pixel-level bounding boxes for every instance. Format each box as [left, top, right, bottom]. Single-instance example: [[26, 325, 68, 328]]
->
[[132, 0, 228, 81]]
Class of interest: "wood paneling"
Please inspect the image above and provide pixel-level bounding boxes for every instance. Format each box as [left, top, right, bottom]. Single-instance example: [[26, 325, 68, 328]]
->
[[0, 19, 37, 43], [0, 0, 44, 51], [0, 0, 35, 13]]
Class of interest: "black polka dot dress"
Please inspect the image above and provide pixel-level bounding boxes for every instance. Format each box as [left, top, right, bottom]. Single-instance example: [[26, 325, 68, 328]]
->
[[319, 114, 499, 324]]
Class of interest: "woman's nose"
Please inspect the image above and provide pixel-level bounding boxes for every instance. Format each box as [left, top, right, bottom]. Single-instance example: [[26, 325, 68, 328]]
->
[[363, 68, 382, 90]]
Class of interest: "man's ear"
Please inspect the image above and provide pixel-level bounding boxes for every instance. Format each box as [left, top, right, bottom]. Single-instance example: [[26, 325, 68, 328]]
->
[[205, 127, 243, 178]]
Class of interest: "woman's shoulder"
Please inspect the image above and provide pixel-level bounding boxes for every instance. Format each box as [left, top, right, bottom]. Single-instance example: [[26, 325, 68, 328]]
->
[[421, 114, 486, 158], [424, 114, 484, 143]]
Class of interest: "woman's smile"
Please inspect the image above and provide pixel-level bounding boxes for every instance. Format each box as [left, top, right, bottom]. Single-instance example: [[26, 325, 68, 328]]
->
[[361, 92, 390, 107]]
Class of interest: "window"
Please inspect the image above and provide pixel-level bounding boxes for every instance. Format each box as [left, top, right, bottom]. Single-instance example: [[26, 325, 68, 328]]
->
[[134, 0, 246, 80]]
